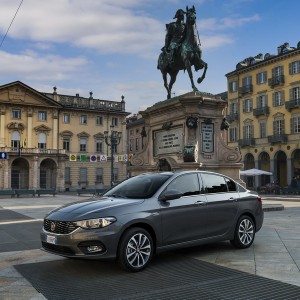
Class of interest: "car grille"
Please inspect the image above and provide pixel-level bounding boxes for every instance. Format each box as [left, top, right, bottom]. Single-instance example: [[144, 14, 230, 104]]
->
[[42, 242, 75, 255], [44, 219, 78, 234]]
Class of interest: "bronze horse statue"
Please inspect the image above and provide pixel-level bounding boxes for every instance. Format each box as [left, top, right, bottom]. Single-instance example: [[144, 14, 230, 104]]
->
[[157, 6, 208, 99]]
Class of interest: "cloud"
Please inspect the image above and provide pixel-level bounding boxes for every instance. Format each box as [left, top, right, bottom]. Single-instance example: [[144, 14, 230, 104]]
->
[[198, 14, 260, 31], [202, 35, 233, 48], [0, 0, 163, 56], [0, 50, 87, 81]]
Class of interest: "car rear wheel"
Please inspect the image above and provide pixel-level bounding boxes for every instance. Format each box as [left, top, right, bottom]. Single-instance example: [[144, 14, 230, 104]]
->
[[118, 227, 153, 272], [230, 215, 255, 249]]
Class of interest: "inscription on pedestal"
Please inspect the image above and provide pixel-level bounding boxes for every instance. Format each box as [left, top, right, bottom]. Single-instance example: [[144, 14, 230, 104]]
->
[[154, 127, 183, 156], [201, 123, 214, 153]]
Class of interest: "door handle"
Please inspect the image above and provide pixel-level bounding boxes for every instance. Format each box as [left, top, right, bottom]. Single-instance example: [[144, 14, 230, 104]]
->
[[228, 197, 237, 202], [195, 200, 206, 205]]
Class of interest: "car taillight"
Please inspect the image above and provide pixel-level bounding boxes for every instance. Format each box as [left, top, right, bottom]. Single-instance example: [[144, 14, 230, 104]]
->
[[257, 196, 262, 203]]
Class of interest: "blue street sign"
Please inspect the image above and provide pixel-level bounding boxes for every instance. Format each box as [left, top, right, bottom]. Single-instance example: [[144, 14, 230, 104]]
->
[[0, 152, 8, 159]]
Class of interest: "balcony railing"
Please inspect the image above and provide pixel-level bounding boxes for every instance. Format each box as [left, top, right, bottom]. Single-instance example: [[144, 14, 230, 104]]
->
[[0, 147, 66, 155], [253, 106, 270, 116], [268, 75, 285, 88], [268, 134, 288, 144], [226, 113, 239, 122], [285, 99, 300, 111], [238, 138, 255, 147], [239, 84, 253, 95]]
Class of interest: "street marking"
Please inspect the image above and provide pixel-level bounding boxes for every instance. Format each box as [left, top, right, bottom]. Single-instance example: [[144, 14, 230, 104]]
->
[[0, 219, 43, 225], [2, 205, 60, 210]]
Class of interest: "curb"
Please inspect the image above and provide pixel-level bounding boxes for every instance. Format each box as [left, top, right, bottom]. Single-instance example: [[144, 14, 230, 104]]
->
[[262, 204, 284, 212]]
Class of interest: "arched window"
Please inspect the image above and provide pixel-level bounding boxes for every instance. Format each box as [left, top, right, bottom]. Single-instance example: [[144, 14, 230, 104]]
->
[[38, 133, 47, 149], [11, 131, 20, 148]]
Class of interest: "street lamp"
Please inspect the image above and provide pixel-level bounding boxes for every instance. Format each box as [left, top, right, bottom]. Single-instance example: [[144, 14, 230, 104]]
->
[[104, 125, 122, 187]]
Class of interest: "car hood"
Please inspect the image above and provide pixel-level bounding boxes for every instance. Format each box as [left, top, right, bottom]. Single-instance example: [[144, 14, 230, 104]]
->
[[46, 196, 144, 221]]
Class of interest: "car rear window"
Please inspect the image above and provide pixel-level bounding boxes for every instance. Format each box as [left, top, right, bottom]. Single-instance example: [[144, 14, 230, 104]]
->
[[105, 174, 172, 199]]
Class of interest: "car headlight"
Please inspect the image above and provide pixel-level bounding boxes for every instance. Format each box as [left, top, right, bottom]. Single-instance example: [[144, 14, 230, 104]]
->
[[74, 217, 116, 229]]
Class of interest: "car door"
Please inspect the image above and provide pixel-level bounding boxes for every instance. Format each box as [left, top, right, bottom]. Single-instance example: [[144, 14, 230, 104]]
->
[[159, 173, 208, 246], [200, 173, 239, 237]]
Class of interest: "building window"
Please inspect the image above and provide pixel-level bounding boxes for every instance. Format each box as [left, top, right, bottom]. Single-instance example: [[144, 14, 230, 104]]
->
[[229, 127, 237, 142], [228, 81, 237, 92], [63, 113, 70, 124], [38, 132, 47, 149], [243, 99, 252, 112], [243, 124, 253, 139], [273, 91, 284, 107], [95, 140, 103, 153], [272, 66, 283, 77], [95, 168, 103, 183], [273, 119, 284, 135], [80, 115, 87, 125], [80, 138, 87, 152], [113, 167, 118, 183], [256, 71, 267, 84], [290, 87, 300, 100], [257, 94, 267, 108], [11, 131, 20, 148], [129, 139, 133, 151], [230, 102, 238, 114], [96, 115, 103, 125], [63, 138, 70, 151], [292, 116, 300, 134], [12, 109, 21, 119], [38, 111, 47, 121], [290, 61, 300, 75], [259, 122, 266, 138], [65, 167, 71, 184], [242, 76, 252, 86], [112, 143, 117, 154], [79, 168, 87, 184], [112, 117, 118, 126]]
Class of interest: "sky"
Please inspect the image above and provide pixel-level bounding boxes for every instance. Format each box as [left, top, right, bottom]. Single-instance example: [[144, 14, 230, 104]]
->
[[0, 0, 300, 115]]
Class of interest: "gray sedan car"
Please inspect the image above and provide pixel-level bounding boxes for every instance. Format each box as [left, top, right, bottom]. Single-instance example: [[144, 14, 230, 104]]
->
[[41, 171, 263, 272]]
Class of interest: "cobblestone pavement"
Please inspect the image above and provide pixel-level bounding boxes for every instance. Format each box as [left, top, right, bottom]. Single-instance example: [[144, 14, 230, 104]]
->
[[0, 195, 299, 299]]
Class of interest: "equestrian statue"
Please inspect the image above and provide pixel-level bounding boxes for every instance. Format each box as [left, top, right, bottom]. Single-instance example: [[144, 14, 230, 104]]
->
[[157, 6, 208, 99]]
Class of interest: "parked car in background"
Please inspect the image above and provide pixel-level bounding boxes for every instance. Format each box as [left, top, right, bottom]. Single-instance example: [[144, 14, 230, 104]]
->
[[41, 171, 264, 272]]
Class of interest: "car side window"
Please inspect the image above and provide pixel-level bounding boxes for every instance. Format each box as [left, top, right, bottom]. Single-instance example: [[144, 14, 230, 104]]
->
[[202, 173, 228, 193], [224, 177, 237, 192], [164, 174, 200, 197]]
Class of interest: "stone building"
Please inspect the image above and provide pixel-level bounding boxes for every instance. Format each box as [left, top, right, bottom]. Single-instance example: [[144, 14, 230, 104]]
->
[[0, 81, 129, 191], [128, 91, 242, 182], [226, 41, 300, 189]]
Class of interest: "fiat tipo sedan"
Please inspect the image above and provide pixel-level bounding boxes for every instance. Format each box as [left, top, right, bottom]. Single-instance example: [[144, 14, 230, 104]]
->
[[41, 171, 263, 271]]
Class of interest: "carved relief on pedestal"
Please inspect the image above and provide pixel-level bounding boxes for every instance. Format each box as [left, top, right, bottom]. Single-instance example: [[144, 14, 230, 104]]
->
[[217, 133, 242, 163], [130, 154, 144, 166]]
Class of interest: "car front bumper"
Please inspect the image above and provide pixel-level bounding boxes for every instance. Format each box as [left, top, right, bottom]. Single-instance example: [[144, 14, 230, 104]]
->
[[40, 224, 121, 260]]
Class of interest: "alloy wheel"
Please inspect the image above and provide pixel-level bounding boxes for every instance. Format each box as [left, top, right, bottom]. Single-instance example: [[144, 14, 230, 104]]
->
[[126, 233, 151, 268], [238, 218, 254, 246]]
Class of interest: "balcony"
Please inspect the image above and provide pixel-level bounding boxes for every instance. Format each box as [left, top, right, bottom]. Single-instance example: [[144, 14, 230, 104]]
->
[[226, 113, 239, 122], [268, 75, 285, 88], [238, 138, 255, 148], [0, 147, 66, 155], [239, 84, 253, 95], [285, 99, 300, 111], [253, 106, 270, 117], [268, 134, 288, 144]]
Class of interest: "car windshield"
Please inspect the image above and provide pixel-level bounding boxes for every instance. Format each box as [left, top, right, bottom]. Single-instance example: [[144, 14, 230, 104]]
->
[[104, 173, 172, 199]]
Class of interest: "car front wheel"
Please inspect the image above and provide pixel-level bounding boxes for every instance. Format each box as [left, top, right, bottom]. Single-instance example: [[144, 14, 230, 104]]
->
[[231, 215, 255, 249], [118, 227, 153, 272]]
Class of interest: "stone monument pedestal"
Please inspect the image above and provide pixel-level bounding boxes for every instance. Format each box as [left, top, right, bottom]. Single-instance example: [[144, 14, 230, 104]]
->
[[129, 91, 243, 184]]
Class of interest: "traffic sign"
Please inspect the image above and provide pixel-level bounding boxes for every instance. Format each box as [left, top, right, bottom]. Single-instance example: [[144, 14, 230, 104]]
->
[[0, 152, 8, 159]]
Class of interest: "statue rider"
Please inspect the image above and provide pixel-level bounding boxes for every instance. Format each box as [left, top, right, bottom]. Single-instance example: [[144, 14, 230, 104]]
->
[[162, 9, 186, 65]]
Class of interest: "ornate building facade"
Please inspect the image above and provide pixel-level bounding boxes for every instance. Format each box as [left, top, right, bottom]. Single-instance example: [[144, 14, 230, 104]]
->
[[226, 42, 300, 189], [0, 81, 129, 191]]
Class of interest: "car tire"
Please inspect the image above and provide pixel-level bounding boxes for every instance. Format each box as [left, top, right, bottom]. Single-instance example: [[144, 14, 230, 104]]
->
[[118, 227, 154, 272], [230, 215, 255, 249]]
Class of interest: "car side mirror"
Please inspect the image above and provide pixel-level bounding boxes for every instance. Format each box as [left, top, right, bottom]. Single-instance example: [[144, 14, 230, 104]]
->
[[159, 190, 182, 201]]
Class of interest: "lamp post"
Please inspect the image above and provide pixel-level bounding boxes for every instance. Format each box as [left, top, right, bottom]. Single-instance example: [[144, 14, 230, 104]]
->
[[104, 125, 122, 187]]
